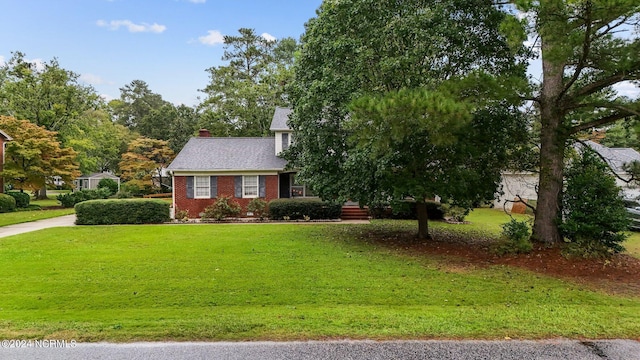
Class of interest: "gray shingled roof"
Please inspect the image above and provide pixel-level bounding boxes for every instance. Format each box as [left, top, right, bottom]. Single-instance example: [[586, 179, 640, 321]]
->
[[582, 140, 640, 173], [269, 107, 292, 131], [167, 137, 287, 171]]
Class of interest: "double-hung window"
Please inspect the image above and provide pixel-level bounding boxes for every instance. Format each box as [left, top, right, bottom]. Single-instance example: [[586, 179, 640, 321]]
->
[[194, 176, 210, 198], [243, 175, 259, 198]]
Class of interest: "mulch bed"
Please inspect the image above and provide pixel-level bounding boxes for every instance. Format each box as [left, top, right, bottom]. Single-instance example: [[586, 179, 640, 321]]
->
[[363, 228, 640, 297]]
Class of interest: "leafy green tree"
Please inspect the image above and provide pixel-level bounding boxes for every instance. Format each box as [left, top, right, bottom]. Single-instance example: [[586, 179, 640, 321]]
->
[[601, 120, 639, 149], [110, 80, 167, 132], [110, 80, 198, 152], [0, 52, 100, 133], [200, 28, 297, 136], [287, 0, 528, 238], [62, 109, 136, 175], [560, 150, 629, 257], [0, 116, 80, 195], [503, 0, 640, 244]]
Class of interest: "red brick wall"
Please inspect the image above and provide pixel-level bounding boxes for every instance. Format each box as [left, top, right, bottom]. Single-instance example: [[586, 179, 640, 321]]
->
[[174, 175, 279, 218]]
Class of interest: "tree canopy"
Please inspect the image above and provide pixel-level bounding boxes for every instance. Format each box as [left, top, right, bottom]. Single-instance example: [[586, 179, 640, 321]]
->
[[199, 28, 297, 137], [287, 0, 529, 238], [504, 0, 640, 243], [119, 137, 175, 193], [0, 116, 80, 193]]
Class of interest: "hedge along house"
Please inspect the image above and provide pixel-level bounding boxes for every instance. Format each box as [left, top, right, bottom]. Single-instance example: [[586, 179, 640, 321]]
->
[[0, 129, 13, 193], [168, 107, 320, 217]]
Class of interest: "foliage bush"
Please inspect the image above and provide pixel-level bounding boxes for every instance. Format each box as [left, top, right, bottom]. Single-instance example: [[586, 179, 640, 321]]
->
[[559, 150, 628, 258], [6, 191, 30, 208], [247, 198, 268, 219], [0, 194, 17, 213], [268, 199, 342, 220], [57, 188, 111, 208], [495, 218, 533, 255], [119, 182, 143, 196], [174, 208, 190, 222], [441, 204, 470, 222], [75, 199, 170, 225], [97, 178, 119, 196], [202, 196, 242, 220]]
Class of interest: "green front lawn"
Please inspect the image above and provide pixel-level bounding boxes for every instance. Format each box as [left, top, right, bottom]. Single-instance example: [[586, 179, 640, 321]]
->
[[0, 220, 638, 341], [626, 232, 640, 259]]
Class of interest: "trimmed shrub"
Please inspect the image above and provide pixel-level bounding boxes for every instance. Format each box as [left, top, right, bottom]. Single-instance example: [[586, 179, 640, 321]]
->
[[6, 191, 30, 208], [202, 196, 242, 220], [0, 194, 16, 213], [268, 199, 342, 220], [97, 178, 119, 196], [57, 188, 111, 208], [247, 198, 268, 219], [494, 218, 533, 255], [75, 199, 170, 225]]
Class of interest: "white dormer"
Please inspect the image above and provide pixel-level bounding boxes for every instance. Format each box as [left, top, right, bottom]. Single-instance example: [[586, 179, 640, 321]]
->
[[270, 107, 294, 156]]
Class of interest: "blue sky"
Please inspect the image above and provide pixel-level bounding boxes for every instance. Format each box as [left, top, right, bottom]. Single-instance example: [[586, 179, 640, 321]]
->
[[0, 1, 636, 106], [0, 0, 323, 105]]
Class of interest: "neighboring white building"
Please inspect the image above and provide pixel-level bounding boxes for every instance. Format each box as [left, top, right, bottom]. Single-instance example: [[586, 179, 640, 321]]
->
[[74, 172, 121, 191], [495, 141, 640, 212]]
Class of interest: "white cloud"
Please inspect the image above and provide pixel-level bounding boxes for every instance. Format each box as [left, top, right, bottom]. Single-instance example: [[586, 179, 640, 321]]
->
[[613, 81, 640, 99], [99, 93, 116, 103], [187, 0, 206, 3], [198, 30, 224, 46], [0, 55, 5, 66], [261, 32, 276, 42], [80, 73, 111, 86], [28, 58, 45, 72], [97, 19, 166, 34]]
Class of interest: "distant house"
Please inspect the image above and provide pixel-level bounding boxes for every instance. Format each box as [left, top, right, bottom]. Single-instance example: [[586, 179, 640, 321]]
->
[[74, 172, 121, 191], [495, 140, 640, 212], [167, 107, 319, 217], [0, 129, 13, 193]]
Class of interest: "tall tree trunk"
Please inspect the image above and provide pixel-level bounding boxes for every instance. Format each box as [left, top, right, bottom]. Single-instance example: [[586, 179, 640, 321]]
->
[[416, 200, 431, 240], [532, 28, 566, 245], [532, 117, 565, 245], [36, 184, 48, 200]]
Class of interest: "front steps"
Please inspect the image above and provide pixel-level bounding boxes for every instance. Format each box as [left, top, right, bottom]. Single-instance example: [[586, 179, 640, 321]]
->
[[341, 206, 369, 220]]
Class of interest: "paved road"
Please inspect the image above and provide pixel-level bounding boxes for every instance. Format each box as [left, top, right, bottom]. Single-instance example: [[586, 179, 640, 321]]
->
[[0, 214, 75, 238], [1, 340, 639, 360]]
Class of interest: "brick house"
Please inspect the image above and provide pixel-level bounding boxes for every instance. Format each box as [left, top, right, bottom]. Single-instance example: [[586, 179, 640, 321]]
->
[[168, 107, 316, 217], [0, 129, 13, 193]]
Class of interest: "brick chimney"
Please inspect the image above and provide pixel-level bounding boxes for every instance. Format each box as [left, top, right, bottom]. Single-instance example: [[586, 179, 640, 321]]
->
[[198, 128, 210, 137]]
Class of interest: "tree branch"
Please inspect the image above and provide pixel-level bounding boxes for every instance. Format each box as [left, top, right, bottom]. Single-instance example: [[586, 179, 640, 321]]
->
[[560, 2, 593, 98], [575, 139, 636, 184], [503, 194, 537, 216], [569, 112, 630, 134], [575, 73, 631, 97]]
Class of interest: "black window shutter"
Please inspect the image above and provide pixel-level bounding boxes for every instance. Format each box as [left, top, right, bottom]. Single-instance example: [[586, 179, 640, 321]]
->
[[259, 175, 266, 198], [210, 176, 217, 198], [234, 176, 242, 198], [186, 176, 194, 199]]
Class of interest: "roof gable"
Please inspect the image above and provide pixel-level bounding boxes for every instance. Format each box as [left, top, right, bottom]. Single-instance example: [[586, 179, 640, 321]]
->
[[270, 107, 292, 131], [167, 137, 287, 171], [582, 140, 640, 173]]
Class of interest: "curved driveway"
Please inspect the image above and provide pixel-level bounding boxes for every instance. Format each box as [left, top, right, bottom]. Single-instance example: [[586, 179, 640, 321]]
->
[[0, 214, 75, 238]]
